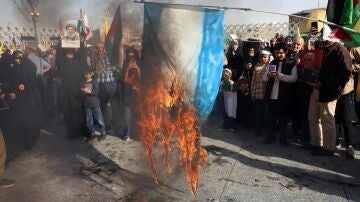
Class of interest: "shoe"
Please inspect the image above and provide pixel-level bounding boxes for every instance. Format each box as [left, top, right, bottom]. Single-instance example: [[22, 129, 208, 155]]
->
[[106, 130, 113, 135], [351, 120, 360, 126], [98, 134, 107, 141], [229, 128, 235, 132], [263, 136, 276, 145], [217, 128, 223, 132], [0, 179, 15, 188], [279, 137, 289, 146], [346, 146, 355, 159], [86, 135, 96, 142], [123, 137, 131, 141], [310, 148, 334, 156]]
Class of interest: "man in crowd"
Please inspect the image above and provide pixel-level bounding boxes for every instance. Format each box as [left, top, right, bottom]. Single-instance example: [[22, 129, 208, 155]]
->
[[288, 36, 313, 144], [307, 40, 352, 156], [263, 43, 298, 145], [349, 47, 360, 126], [94, 42, 118, 136]]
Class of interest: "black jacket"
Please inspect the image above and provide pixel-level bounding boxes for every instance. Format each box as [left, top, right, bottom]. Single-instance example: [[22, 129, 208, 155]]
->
[[319, 43, 352, 102], [265, 58, 297, 104]]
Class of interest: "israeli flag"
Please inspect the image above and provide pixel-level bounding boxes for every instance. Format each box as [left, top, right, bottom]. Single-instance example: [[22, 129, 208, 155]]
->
[[142, 3, 224, 123]]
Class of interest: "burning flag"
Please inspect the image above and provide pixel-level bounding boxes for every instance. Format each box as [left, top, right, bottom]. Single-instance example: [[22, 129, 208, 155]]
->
[[139, 2, 224, 195]]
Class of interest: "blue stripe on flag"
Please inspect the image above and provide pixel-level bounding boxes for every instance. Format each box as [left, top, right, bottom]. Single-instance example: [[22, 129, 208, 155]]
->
[[194, 10, 224, 124]]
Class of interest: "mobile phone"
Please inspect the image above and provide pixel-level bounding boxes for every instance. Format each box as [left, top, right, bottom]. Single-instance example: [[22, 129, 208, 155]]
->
[[311, 22, 318, 33], [268, 65, 276, 72]]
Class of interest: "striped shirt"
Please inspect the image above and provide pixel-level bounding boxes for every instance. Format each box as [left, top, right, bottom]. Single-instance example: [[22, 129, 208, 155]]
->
[[96, 56, 116, 83]]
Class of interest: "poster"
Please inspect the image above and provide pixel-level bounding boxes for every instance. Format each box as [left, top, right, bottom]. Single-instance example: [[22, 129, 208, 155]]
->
[[61, 21, 80, 48], [297, 49, 323, 83]]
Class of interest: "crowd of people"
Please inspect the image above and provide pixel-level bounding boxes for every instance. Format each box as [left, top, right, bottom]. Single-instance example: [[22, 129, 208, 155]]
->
[[215, 32, 360, 159], [0, 24, 141, 187], [0, 22, 359, 189]]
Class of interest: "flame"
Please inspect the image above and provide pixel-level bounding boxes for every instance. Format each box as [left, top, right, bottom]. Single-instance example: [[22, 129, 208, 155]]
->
[[137, 65, 208, 195]]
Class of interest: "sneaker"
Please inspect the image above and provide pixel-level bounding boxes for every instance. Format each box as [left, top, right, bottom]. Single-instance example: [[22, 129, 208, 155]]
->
[[346, 146, 355, 159], [123, 137, 131, 141], [263, 136, 276, 145], [98, 134, 107, 141], [229, 128, 235, 132], [217, 128, 223, 132], [0, 179, 15, 188], [310, 148, 334, 156], [106, 130, 113, 135], [351, 120, 360, 126]]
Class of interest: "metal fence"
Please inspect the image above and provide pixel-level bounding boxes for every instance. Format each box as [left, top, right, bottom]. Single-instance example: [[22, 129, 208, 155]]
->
[[0, 24, 58, 51], [225, 22, 300, 41]]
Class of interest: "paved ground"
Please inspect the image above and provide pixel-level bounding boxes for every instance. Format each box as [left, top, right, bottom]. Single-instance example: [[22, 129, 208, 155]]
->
[[0, 115, 360, 202]]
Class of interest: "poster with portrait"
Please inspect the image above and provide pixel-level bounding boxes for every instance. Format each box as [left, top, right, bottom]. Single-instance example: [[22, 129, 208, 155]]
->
[[297, 49, 323, 83], [61, 20, 80, 48]]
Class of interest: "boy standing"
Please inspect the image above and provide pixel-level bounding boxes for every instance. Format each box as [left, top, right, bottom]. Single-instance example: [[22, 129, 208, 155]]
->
[[219, 68, 237, 132], [263, 43, 298, 145], [80, 70, 106, 141]]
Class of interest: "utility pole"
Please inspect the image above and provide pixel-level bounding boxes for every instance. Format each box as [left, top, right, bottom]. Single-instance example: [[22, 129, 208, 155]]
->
[[30, 11, 40, 45]]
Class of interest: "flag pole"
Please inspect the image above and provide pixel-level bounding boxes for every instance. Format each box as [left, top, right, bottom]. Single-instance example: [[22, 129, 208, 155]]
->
[[134, 0, 360, 34]]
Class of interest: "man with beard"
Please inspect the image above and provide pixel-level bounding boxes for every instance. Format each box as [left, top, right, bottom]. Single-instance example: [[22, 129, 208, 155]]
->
[[93, 42, 119, 137], [62, 23, 80, 41], [287, 37, 313, 144]]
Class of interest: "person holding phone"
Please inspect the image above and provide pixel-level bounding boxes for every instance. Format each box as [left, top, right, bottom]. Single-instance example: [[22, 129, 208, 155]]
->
[[121, 47, 141, 140], [262, 43, 298, 145]]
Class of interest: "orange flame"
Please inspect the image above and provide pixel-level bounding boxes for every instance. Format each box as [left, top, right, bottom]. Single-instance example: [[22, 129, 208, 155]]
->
[[137, 65, 208, 195]]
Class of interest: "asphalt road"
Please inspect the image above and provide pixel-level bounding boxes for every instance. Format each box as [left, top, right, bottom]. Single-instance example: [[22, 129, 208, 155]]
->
[[0, 115, 359, 202]]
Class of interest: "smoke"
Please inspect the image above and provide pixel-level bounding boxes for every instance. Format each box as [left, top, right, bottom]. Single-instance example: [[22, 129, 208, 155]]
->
[[11, 0, 143, 32]]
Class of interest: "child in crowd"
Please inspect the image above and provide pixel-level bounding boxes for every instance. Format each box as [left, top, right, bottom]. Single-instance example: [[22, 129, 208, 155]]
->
[[237, 77, 253, 128], [80, 69, 106, 141], [219, 68, 237, 132], [251, 50, 272, 136]]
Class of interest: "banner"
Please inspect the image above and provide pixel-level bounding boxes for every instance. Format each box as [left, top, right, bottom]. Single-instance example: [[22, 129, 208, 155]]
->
[[142, 3, 224, 123]]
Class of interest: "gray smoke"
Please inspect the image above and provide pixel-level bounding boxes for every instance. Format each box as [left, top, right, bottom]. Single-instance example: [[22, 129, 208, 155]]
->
[[11, 0, 143, 32]]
